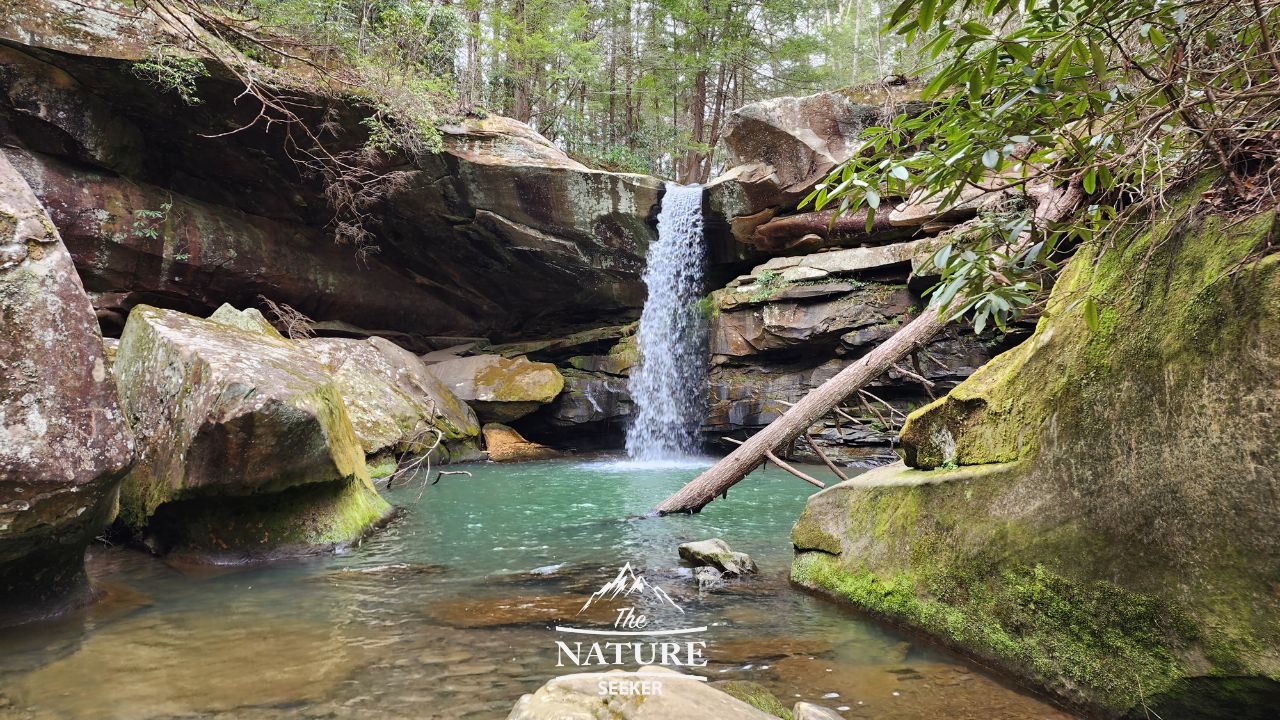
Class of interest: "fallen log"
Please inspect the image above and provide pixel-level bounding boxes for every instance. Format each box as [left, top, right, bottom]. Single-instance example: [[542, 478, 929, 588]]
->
[[655, 307, 947, 513], [750, 207, 913, 252]]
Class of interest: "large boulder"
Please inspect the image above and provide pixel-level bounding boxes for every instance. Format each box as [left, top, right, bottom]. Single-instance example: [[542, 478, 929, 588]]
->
[[303, 336, 481, 463], [507, 667, 778, 719], [712, 87, 927, 214], [790, 201, 1280, 716], [427, 354, 565, 423], [0, 152, 133, 624], [112, 305, 390, 559]]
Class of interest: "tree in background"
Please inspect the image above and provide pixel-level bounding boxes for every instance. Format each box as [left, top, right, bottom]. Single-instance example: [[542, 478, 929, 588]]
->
[[205, 0, 915, 181]]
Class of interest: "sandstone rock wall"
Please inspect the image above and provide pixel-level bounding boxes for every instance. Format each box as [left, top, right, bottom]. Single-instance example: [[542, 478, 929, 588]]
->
[[0, 0, 660, 345]]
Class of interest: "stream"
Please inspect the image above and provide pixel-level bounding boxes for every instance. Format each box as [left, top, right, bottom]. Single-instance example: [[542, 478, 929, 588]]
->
[[0, 458, 1072, 719]]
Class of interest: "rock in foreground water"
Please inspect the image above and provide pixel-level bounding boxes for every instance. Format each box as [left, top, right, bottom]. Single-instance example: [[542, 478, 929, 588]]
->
[[679, 539, 758, 576], [791, 701, 844, 720], [507, 667, 778, 719], [0, 152, 133, 625], [112, 305, 389, 559]]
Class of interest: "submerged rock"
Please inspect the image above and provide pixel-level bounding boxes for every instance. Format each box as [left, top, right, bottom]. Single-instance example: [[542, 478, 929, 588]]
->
[[428, 593, 614, 629], [791, 701, 843, 720], [507, 666, 778, 719], [678, 539, 757, 576], [482, 423, 561, 463], [303, 336, 481, 461], [791, 201, 1280, 716], [428, 354, 565, 422], [712, 680, 793, 719], [0, 152, 133, 625], [112, 305, 390, 559]]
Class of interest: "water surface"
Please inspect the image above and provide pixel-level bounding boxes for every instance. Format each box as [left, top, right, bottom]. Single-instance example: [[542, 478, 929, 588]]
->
[[0, 458, 1072, 719]]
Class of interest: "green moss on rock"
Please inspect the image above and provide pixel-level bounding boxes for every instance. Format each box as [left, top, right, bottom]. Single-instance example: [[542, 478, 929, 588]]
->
[[792, 199, 1280, 716], [712, 680, 793, 719], [148, 475, 390, 559]]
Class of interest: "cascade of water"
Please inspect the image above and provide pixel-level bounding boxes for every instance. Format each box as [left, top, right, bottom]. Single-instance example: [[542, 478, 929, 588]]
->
[[625, 183, 708, 461]]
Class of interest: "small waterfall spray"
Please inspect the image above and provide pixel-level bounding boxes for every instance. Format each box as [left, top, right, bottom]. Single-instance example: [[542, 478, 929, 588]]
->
[[625, 183, 708, 461]]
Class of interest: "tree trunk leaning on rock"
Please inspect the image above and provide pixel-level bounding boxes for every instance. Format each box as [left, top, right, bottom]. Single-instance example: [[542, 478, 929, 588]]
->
[[654, 181, 1083, 515]]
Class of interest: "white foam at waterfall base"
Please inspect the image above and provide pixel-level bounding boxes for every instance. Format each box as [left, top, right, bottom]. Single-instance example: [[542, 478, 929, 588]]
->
[[625, 183, 708, 462]]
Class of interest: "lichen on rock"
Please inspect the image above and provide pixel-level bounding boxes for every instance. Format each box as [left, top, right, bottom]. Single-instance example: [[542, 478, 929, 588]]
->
[[427, 353, 565, 423], [0, 151, 133, 624]]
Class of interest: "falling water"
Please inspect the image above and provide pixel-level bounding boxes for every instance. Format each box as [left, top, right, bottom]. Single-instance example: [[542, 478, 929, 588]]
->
[[625, 183, 708, 461]]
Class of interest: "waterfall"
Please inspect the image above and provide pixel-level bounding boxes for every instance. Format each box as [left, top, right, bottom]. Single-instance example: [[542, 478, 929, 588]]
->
[[625, 183, 708, 461]]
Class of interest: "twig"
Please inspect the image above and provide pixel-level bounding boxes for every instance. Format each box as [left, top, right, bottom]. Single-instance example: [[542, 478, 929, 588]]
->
[[432, 470, 472, 485], [892, 362, 936, 388], [724, 437, 825, 489], [779, 398, 867, 426], [858, 388, 907, 419], [910, 351, 937, 400], [386, 425, 444, 501], [804, 433, 850, 483], [258, 294, 315, 339], [856, 390, 890, 429]]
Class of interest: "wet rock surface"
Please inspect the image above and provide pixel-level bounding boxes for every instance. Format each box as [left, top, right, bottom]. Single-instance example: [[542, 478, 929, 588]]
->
[[0, 151, 133, 625], [679, 539, 758, 576]]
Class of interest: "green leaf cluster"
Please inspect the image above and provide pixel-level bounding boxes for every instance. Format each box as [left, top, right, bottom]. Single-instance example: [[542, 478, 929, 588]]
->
[[804, 0, 1280, 332]]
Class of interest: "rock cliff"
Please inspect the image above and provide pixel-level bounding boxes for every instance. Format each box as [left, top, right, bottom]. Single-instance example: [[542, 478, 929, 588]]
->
[[0, 0, 660, 344]]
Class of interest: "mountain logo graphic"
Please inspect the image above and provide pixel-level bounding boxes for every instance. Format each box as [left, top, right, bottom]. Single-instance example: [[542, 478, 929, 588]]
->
[[579, 563, 684, 614]]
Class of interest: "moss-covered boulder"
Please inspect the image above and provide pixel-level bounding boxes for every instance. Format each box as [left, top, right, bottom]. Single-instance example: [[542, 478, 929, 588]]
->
[[791, 202, 1280, 716], [303, 336, 481, 463], [0, 152, 133, 625], [427, 354, 565, 422], [113, 305, 390, 559]]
